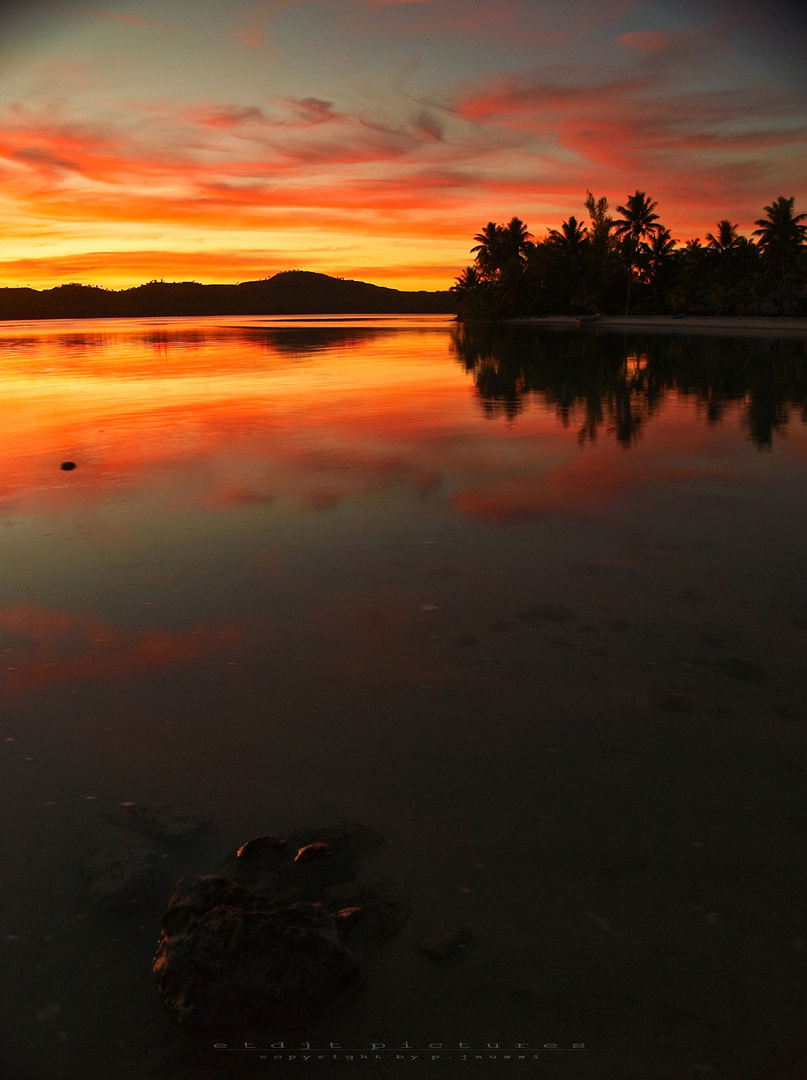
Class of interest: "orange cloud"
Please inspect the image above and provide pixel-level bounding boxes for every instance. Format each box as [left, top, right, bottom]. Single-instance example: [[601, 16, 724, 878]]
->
[[452, 62, 807, 236], [1, 0, 805, 288]]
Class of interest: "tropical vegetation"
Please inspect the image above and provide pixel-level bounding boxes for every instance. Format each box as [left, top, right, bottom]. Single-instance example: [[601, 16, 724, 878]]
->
[[451, 192, 807, 320]]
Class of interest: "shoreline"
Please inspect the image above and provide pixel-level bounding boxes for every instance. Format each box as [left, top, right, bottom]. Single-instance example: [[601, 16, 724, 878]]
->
[[508, 314, 807, 338]]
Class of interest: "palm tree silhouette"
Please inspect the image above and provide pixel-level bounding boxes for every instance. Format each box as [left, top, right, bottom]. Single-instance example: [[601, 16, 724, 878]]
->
[[584, 191, 613, 249], [705, 220, 741, 252], [753, 196, 807, 308], [471, 218, 533, 281], [639, 227, 677, 309], [547, 216, 589, 254], [471, 222, 504, 280], [451, 265, 483, 294], [500, 217, 534, 273], [614, 191, 662, 314]]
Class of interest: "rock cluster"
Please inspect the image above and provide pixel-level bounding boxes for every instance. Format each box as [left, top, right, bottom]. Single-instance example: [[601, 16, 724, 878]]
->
[[153, 874, 360, 1031], [153, 823, 411, 1035]]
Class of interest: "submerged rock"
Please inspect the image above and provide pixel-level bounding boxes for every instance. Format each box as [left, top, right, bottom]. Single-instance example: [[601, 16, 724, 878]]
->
[[325, 881, 413, 964], [419, 925, 473, 960], [153, 874, 360, 1032], [105, 802, 211, 845], [85, 845, 166, 910]]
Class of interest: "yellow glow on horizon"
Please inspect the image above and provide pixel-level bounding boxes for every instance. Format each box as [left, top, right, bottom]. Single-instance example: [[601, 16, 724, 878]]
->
[[0, 224, 467, 290]]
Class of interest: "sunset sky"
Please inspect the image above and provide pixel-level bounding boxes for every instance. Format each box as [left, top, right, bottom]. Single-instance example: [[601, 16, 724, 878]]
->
[[1, 0, 805, 290]]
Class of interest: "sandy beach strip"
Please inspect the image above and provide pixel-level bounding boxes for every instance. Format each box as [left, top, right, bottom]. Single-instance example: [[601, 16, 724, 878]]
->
[[512, 315, 807, 338]]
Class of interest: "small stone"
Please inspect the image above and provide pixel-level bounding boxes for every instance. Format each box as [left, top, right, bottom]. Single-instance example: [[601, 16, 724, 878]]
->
[[335, 906, 363, 929], [325, 882, 412, 963], [294, 842, 331, 863], [237, 835, 286, 861]]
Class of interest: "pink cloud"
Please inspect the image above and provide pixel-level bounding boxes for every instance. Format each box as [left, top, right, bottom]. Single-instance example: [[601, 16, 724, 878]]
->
[[233, 23, 264, 49]]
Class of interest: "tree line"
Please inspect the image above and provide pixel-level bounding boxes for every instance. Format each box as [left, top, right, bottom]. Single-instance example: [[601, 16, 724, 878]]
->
[[451, 193, 807, 320]]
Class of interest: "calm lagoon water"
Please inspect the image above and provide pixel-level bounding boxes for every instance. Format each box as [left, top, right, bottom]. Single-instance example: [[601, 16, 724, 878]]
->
[[2, 315, 806, 1079]]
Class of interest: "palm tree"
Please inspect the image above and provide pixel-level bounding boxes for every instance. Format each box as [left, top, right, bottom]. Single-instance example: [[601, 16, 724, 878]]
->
[[451, 265, 482, 294], [753, 196, 807, 309], [640, 228, 677, 276], [500, 216, 534, 272], [639, 227, 678, 310], [470, 217, 533, 281], [613, 191, 663, 314], [584, 191, 613, 249], [580, 192, 618, 313], [451, 265, 488, 319], [614, 191, 662, 245], [471, 222, 505, 280], [705, 220, 740, 252], [547, 216, 589, 254]]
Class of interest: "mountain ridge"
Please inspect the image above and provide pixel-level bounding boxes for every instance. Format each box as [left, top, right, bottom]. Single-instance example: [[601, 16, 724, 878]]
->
[[0, 270, 454, 320]]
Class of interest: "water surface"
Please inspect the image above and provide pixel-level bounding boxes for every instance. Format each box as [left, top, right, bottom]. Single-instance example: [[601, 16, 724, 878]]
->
[[2, 316, 806, 1079]]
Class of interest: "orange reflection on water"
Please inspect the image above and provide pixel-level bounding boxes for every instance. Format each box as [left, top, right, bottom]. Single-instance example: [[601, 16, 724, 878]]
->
[[452, 410, 766, 522], [2, 317, 805, 530], [0, 317, 491, 515], [0, 602, 238, 699]]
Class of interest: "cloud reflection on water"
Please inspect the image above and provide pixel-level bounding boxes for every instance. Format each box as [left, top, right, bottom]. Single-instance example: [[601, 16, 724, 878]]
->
[[0, 601, 238, 699]]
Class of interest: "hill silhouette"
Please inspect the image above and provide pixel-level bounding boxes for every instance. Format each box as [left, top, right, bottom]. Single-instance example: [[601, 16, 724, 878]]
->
[[0, 270, 453, 320]]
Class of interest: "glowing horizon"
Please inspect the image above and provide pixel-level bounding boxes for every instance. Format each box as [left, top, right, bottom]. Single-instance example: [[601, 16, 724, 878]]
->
[[1, 0, 805, 291]]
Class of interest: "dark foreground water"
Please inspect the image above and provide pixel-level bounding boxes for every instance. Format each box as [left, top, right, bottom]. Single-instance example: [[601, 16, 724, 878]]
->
[[1, 316, 806, 1080]]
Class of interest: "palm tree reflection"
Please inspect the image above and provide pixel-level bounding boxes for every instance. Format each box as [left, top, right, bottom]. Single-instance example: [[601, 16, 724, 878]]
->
[[450, 324, 807, 449]]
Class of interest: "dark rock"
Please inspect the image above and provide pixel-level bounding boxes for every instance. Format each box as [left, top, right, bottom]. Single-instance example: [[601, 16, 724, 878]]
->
[[236, 835, 286, 861], [85, 845, 166, 910], [325, 882, 413, 963], [295, 842, 331, 863], [419, 926, 473, 960], [60, 461, 76, 471], [153, 874, 360, 1032], [228, 834, 289, 888]]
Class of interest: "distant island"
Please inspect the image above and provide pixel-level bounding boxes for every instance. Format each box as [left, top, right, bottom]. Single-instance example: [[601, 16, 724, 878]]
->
[[0, 270, 454, 321]]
